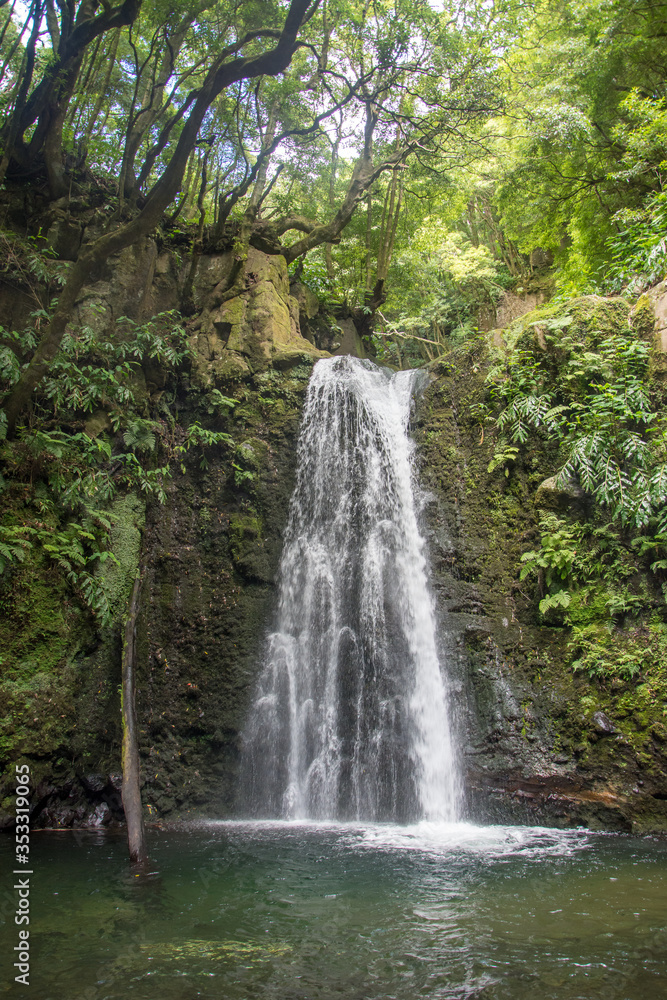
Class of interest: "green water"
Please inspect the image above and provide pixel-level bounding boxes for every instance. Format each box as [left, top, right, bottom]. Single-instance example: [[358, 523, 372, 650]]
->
[[1, 821, 666, 999]]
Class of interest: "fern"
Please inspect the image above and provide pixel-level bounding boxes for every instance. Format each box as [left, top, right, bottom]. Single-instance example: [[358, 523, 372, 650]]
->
[[488, 328, 666, 532], [206, 389, 237, 414], [0, 525, 34, 572], [539, 590, 571, 615], [0, 311, 238, 625], [123, 418, 157, 454], [487, 441, 520, 476]]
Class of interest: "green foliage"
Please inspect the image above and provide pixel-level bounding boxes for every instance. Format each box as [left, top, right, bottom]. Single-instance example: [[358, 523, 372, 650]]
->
[[607, 191, 667, 294], [429, 1, 667, 297], [123, 418, 158, 454], [0, 524, 32, 572], [0, 518, 117, 622], [232, 462, 255, 486], [517, 507, 661, 679], [496, 302, 667, 680], [0, 231, 70, 306], [488, 324, 667, 532], [378, 215, 512, 357], [205, 389, 236, 415], [569, 622, 667, 681], [487, 440, 520, 476], [175, 423, 234, 472], [290, 254, 334, 300], [520, 515, 578, 587], [117, 453, 171, 504], [0, 313, 236, 621], [605, 91, 667, 291]]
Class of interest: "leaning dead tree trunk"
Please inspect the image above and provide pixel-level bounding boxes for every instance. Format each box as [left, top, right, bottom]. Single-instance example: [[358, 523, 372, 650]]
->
[[121, 570, 147, 864]]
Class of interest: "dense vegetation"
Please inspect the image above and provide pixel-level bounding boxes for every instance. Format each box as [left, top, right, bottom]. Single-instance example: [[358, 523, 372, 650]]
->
[[0, 0, 666, 692], [0, 0, 665, 363]]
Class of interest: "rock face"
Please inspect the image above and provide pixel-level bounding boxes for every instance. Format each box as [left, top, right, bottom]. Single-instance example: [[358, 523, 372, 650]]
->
[[0, 239, 328, 828], [414, 294, 667, 833], [129, 364, 314, 820], [478, 284, 552, 332], [646, 280, 667, 353], [2, 228, 667, 834], [535, 475, 589, 516], [191, 248, 328, 381]]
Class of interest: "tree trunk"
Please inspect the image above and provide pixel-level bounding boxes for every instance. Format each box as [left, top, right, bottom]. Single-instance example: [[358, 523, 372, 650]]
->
[[121, 19, 191, 199], [121, 571, 147, 864], [180, 148, 210, 314], [364, 190, 373, 291], [43, 57, 84, 198], [82, 29, 121, 145]]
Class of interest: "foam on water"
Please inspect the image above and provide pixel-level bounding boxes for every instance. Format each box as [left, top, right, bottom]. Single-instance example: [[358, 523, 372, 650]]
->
[[208, 819, 591, 860]]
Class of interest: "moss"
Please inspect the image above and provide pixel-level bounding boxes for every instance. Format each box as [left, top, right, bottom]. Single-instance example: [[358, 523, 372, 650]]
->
[[629, 293, 656, 340], [235, 437, 269, 472], [416, 294, 667, 830], [228, 512, 272, 582], [97, 493, 145, 625], [0, 549, 93, 816], [566, 588, 613, 626], [503, 295, 632, 354]]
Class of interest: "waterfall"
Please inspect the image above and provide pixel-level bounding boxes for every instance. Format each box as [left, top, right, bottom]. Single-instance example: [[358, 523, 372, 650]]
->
[[242, 356, 460, 823]]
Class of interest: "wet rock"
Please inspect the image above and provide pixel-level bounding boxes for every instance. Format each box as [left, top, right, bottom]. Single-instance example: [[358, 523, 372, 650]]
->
[[535, 474, 589, 515], [228, 512, 272, 582], [331, 317, 368, 359], [108, 773, 123, 792], [81, 773, 106, 794], [593, 711, 617, 735], [90, 802, 111, 826]]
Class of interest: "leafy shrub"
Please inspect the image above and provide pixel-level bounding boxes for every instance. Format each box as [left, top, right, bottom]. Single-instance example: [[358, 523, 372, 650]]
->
[[0, 312, 236, 621], [488, 325, 667, 532]]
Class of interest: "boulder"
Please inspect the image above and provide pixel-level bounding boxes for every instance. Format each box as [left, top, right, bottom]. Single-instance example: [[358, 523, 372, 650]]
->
[[535, 474, 589, 515], [593, 711, 617, 735], [290, 281, 320, 321]]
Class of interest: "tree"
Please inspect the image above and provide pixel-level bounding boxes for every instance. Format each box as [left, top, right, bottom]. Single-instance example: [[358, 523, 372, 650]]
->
[[0, 0, 523, 430], [2, 0, 321, 433], [490, 0, 667, 290]]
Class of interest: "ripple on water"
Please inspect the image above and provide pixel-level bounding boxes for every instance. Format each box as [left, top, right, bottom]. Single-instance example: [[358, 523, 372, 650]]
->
[[2, 823, 666, 1000], [207, 818, 592, 859]]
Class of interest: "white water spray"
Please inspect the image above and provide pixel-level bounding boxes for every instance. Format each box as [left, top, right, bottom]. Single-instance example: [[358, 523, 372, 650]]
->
[[242, 356, 460, 822]]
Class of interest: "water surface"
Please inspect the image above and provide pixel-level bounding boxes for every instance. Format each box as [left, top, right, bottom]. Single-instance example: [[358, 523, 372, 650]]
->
[[1, 821, 665, 999]]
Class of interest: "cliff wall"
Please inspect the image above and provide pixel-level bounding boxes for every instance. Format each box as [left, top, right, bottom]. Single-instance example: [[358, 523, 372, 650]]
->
[[2, 230, 667, 833], [416, 292, 667, 833]]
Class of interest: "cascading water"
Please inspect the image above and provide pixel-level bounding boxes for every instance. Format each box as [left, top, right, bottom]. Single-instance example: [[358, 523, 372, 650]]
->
[[242, 355, 460, 823]]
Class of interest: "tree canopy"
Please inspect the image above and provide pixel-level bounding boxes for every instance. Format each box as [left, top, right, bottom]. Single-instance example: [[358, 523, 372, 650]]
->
[[0, 0, 665, 408]]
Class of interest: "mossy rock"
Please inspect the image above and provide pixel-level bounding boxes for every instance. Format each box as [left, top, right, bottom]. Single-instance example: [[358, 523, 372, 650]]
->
[[629, 293, 656, 340], [566, 588, 613, 627], [96, 493, 145, 625], [504, 295, 631, 354], [235, 437, 269, 472], [228, 512, 272, 582]]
